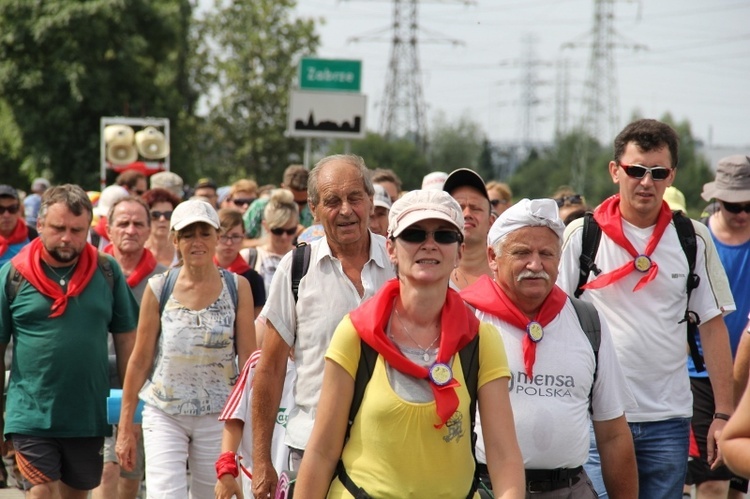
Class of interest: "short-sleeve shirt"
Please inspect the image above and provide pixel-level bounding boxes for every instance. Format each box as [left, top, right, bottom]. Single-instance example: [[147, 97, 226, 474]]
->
[[260, 233, 395, 449], [325, 317, 509, 498], [0, 255, 138, 437]]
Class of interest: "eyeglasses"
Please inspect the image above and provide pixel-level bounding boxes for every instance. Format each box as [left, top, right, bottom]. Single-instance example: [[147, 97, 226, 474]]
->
[[554, 194, 583, 207], [150, 210, 173, 220], [721, 201, 750, 214], [270, 227, 297, 236], [133, 189, 146, 196], [0, 204, 20, 215], [397, 228, 463, 245], [619, 163, 673, 181], [490, 199, 508, 207], [232, 198, 255, 207], [219, 234, 244, 244]]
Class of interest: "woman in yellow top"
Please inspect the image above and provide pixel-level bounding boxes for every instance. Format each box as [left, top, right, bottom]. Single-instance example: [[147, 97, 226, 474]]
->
[[296, 189, 524, 498]]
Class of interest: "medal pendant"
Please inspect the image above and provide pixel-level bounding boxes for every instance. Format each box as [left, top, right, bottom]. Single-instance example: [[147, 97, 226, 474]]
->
[[633, 254, 652, 272], [429, 362, 453, 386], [59, 279, 66, 286], [526, 321, 544, 343], [422, 352, 430, 362]]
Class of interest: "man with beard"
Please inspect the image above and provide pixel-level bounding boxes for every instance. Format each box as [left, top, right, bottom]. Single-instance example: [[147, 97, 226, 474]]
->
[[0, 184, 139, 499]]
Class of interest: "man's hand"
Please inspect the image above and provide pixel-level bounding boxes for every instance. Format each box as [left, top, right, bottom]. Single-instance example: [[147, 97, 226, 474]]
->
[[708, 419, 727, 469], [250, 460, 278, 499]]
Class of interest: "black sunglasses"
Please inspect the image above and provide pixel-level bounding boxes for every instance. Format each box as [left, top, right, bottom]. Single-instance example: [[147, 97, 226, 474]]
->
[[397, 228, 463, 245], [150, 210, 173, 220], [270, 227, 297, 236], [490, 199, 508, 207], [0, 204, 20, 215], [721, 201, 750, 214], [554, 194, 583, 207], [619, 163, 672, 181], [232, 198, 255, 207]]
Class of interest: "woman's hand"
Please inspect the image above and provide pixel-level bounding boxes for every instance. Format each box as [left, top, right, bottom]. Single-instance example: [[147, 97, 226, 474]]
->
[[115, 423, 140, 472], [215, 474, 243, 499]]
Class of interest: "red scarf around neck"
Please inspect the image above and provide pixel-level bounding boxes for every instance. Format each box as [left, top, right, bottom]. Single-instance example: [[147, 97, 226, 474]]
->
[[214, 253, 251, 275], [461, 275, 567, 377], [92, 216, 108, 242], [349, 278, 479, 428], [582, 194, 673, 292], [11, 238, 98, 317], [0, 218, 28, 257], [103, 244, 157, 288]]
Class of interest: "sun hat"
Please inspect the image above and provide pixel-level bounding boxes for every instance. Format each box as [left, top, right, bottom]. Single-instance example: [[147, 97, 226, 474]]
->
[[701, 155, 750, 203], [387, 189, 464, 238]]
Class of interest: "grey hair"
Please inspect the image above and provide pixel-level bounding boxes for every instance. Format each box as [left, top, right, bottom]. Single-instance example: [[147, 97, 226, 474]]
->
[[38, 184, 93, 225], [308, 154, 374, 207]]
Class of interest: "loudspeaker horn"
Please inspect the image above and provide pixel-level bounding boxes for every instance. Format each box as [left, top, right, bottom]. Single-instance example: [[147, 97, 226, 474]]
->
[[107, 143, 138, 165], [104, 124, 135, 146], [135, 126, 170, 159]]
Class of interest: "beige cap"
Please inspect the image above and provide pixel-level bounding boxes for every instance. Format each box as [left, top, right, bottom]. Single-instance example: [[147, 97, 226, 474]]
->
[[387, 189, 464, 238], [170, 199, 220, 231]]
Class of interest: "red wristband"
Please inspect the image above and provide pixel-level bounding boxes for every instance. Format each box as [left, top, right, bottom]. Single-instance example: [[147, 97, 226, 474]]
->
[[215, 451, 239, 479]]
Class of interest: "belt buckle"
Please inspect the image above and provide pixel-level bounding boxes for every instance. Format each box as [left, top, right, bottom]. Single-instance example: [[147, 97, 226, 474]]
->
[[527, 481, 550, 494]]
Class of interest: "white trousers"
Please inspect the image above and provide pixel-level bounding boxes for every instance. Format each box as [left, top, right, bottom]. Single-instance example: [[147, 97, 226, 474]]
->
[[142, 404, 222, 499]]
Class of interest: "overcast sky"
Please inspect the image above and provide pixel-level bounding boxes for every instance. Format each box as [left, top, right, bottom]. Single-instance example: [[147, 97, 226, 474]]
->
[[290, 0, 749, 152]]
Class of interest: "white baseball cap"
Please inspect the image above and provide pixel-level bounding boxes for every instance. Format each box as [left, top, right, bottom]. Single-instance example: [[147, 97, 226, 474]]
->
[[388, 189, 464, 238], [373, 184, 393, 210], [170, 199, 220, 231], [94, 185, 129, 218]]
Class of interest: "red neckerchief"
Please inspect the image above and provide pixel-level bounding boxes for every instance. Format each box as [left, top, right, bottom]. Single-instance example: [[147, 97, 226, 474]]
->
[[0, 218, 28, 257], [93, 216, 108, 241], [350, 278, 479, 428], [582, 194, 673, 292], [214, 254, 251, 275], [103, 244, 157, 288], [11, 238, 98, 318], [461, 275, 567, 377]]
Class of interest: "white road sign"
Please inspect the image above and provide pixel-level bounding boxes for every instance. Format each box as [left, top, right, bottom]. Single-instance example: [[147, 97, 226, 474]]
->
[[287, 90, 367, 139]]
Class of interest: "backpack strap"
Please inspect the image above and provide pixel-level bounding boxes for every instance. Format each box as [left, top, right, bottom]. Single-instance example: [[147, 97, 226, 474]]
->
[[672, 211, 704, 372], [291, 242, 311, 303], [97, 252, 115, 292], [158, 267, 180, 318], [575, 212, 602, 298], [346, 341, 378, 442], [570, 297, 601, 412], [242, 247, 258, 269], [90, 228, 101, 250], [219, 268, 239, 309]]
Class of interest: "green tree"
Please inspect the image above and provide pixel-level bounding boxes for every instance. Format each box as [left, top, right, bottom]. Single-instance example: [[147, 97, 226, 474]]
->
[[0, 0, 195, 188], [193, 0, 318, 185], [426, 111, 485, 173]]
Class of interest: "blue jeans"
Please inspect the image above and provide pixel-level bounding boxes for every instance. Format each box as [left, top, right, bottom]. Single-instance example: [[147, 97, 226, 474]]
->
[[585, 418, 690, 499]]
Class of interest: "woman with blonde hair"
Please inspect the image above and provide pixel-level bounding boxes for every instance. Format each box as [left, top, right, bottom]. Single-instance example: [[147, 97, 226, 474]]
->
[[116, 199, 256, 498]]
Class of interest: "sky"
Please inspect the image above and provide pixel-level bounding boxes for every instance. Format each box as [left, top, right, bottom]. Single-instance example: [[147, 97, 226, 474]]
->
[[289, 0, 750, 153]]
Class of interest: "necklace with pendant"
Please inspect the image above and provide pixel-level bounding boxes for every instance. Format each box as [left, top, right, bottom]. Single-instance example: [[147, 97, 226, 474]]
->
[[45, 263, 75, 286], [393, 306, 440, 363]]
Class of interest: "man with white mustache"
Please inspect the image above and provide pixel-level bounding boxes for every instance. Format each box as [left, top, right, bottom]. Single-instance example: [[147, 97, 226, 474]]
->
[[462, 198, 637, 498]]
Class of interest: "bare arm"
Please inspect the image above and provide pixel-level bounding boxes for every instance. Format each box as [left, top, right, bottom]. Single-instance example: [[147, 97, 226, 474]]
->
[[115, 286, 161, 471], [718, 369, 750, 479], [251, 320, 292, 499], [698, 314, 735, 465], [478, 377, 525, 499], [733, 326, 750, 403], [235, 277, 256, 370], [593, 415, 637, 498], [112, 330, 135, 387], [295, 359, 352, 499], [215, 419, 245, 499]]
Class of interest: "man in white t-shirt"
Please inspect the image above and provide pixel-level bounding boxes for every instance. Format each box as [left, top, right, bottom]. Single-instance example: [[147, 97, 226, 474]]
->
[[557, 119, 735, 499], [462, 198, 637, 498], [249, 154, 395, 498]]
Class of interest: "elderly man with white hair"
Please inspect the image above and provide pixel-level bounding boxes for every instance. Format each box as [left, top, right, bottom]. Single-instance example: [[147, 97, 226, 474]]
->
[[461, 198, 638, 499]]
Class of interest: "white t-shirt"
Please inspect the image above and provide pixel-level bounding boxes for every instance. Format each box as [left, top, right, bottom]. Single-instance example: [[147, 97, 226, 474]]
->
[[558, 217, 734, 422], [474, 300, 635, 469], [219, 350, 296, 498], [260, 233, 395, 449]]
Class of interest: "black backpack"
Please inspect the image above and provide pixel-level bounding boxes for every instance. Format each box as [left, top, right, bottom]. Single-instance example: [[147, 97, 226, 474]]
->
[[574, 211, 705, 372]]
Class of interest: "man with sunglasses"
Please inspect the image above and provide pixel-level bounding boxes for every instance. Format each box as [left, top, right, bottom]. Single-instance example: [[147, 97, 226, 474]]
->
[[0, 184, 37, 267], [558, 119, 735, 499], [684, 155, 750, 499]]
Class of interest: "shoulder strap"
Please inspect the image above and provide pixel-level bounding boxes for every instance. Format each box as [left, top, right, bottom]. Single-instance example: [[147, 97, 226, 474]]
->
[[458, 332, 480, 434], [570, 297, 601, 412], [97, 252, 115, 292], [575, 212, 603, 298], [220, 268, 239, 309], [672, 211, 705, 372], [5, 262, 24, 304], [243, 247, 258, 269], [291, 242, 311, 303], [346, 340, 379, 442], [159, 268, 180, 318]]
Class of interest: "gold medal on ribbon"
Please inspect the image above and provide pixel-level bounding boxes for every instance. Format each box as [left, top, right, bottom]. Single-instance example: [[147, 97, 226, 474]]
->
[[633, 254, 652, 272], [429, 362, 453, 386]]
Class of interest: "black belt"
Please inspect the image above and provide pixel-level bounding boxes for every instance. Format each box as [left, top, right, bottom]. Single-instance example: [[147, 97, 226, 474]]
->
[[476, 464, 583, 492]]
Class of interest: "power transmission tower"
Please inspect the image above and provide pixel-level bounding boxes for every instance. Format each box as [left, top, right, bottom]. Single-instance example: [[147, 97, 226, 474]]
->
[[380, 0, 427, 147]]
